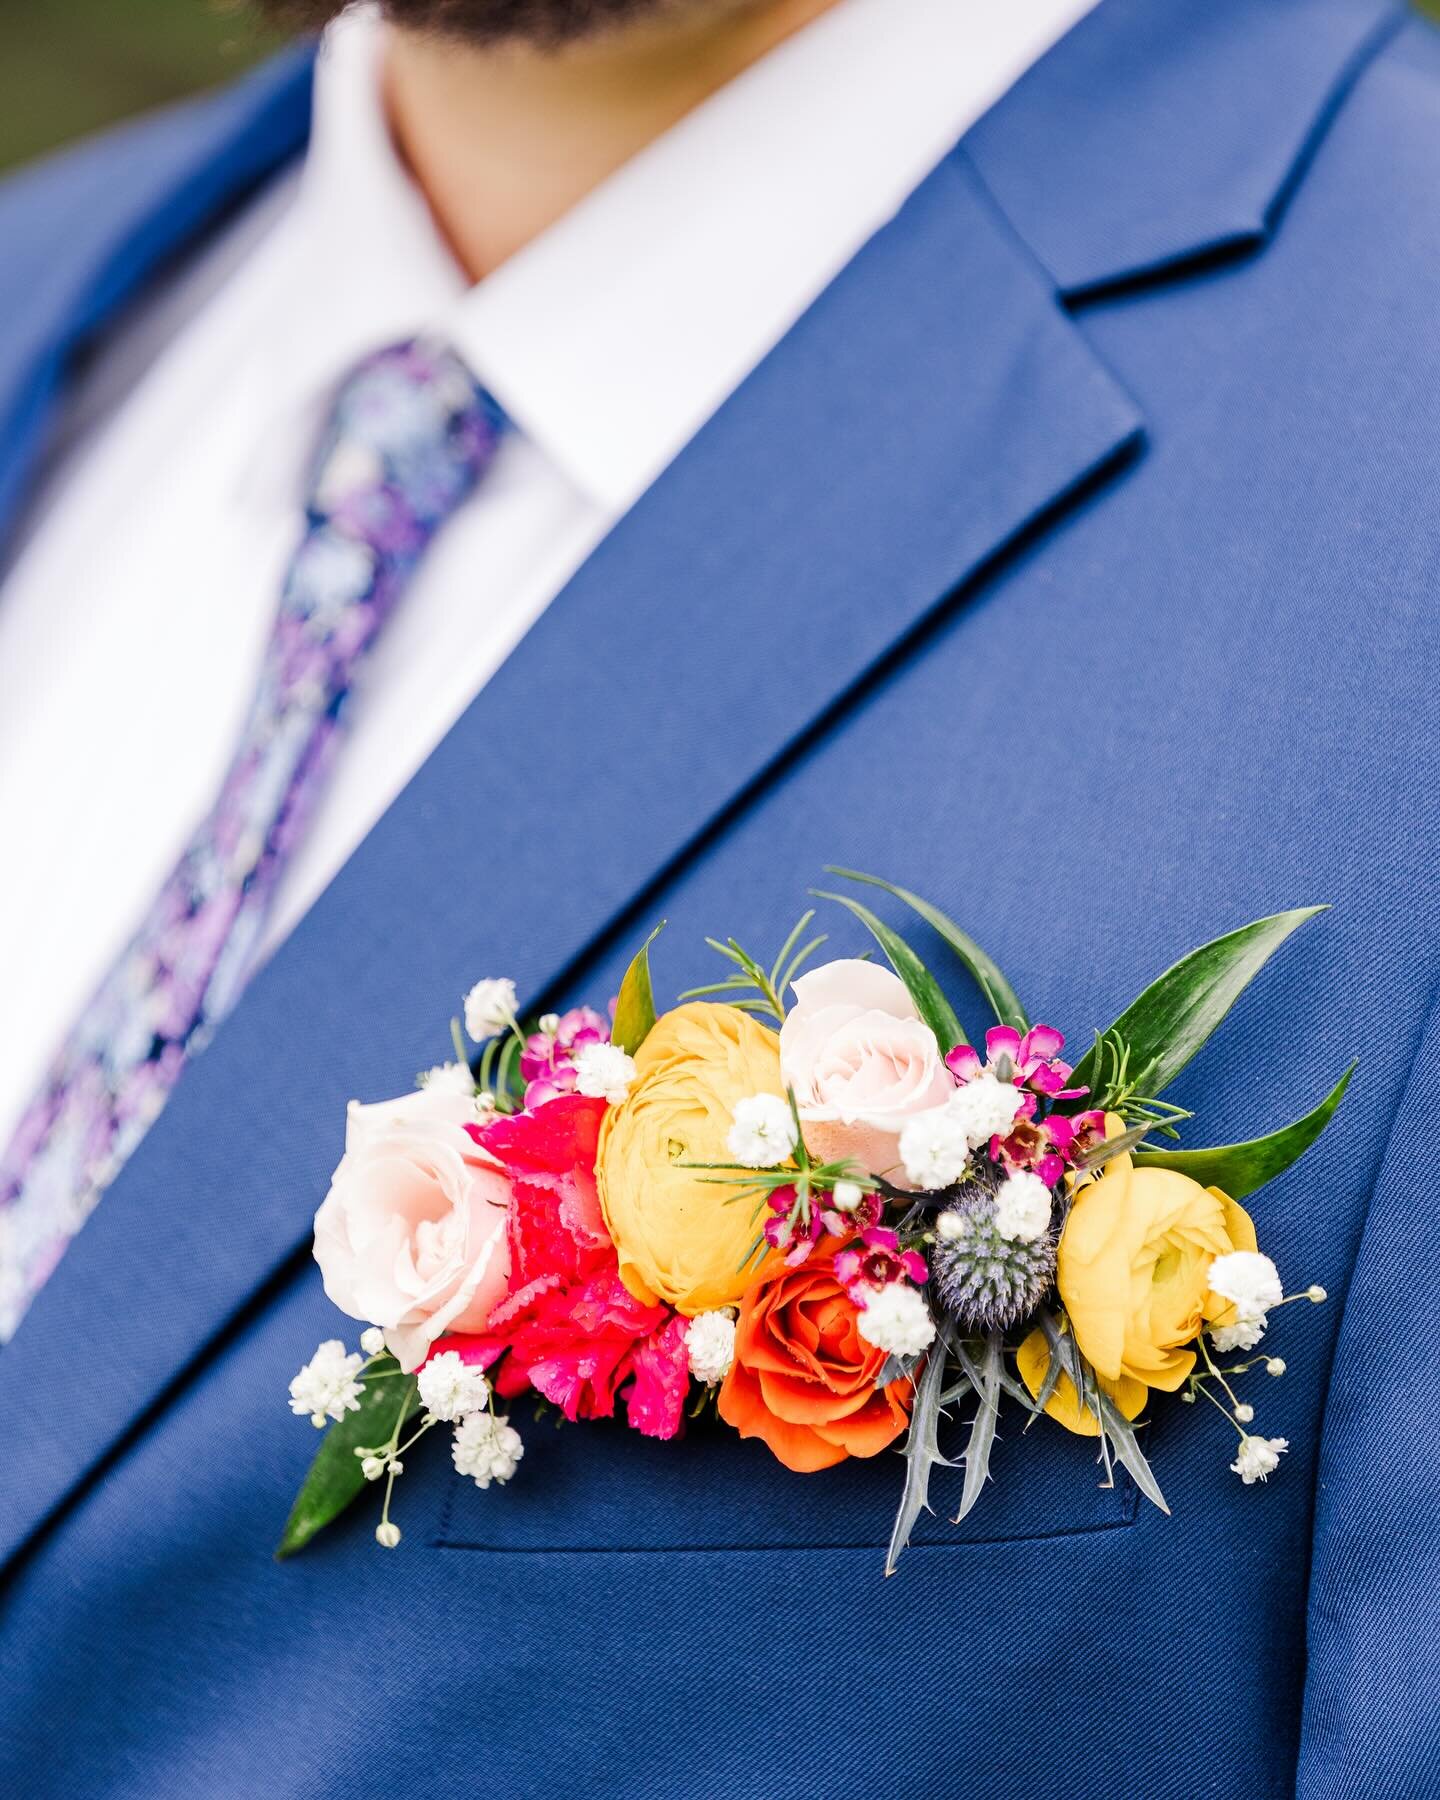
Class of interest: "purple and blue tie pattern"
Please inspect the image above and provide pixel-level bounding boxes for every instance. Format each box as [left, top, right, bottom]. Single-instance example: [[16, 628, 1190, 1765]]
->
[[0, 339, 502, 1339]]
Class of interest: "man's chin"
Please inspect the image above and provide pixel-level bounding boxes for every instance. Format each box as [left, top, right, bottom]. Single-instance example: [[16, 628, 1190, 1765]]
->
[[256, 0, 726, 50]]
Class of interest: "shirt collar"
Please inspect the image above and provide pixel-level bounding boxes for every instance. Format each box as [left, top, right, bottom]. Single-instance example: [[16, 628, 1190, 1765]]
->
[[270, 0, 1099, 515]]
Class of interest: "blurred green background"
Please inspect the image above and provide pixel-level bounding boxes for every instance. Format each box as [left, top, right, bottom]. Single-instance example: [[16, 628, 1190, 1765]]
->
[[1, 0, 1438, 174], [0, 0, 285, 174]]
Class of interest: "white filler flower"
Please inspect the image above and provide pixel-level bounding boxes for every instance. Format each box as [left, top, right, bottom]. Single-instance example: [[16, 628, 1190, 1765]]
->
[[684, 1310, 737, 1384], [417, 1349, 491, 1422], [464, 977, 518, 1042], [726, 1093, 798, 1167], [947, 1074, 1025, 1147], [1231, 1434, 1289, 1485], [993, 1170, 1053, 1244], [574, 1041, 638, 1104], [1209, 1250, 1284, 1316], [1208, 1250, 1284, 1351], [288, 1340, 364, 1428], [419, 1061, 476, 1093], [452, 1412, 525, 1489], [359, 1326, 387, 1356], [855, 1284, 936, 1358], [899, 1105, 971, 1189], [1211, 1318, 1267, 1354]]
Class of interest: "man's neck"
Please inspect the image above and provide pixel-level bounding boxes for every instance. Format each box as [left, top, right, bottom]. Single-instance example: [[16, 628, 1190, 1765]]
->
[[382, 0, 844, 281]]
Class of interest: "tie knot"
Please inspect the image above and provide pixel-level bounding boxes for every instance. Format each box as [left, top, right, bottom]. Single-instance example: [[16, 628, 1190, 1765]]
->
[[306, 337, 504, 537]]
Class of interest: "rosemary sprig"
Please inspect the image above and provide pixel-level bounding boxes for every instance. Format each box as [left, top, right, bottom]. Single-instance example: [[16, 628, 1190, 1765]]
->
[[678, 910, 829, 1023]]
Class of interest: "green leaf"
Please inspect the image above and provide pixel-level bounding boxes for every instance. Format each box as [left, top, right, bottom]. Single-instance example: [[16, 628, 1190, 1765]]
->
[[810, 889, 966, 1052], [826, 868, 1028, 1032], [1070, 906, 1328, 1102], [611, 922, 665, 1056], [276, 1362, 419, 1559], [1134, 1061, 1355, 1198], [885, 1346, 955, 1576]]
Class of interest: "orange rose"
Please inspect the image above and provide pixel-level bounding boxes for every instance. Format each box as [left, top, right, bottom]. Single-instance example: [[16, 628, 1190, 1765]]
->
[[717, 1256, 911, 1472]]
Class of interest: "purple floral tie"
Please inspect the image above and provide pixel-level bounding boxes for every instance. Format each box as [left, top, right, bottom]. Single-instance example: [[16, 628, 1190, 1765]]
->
[[0, 339, 503, 1340]]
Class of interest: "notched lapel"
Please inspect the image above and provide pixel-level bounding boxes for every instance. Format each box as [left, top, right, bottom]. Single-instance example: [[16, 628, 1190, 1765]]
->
[[0, 148, 1142, 1573]]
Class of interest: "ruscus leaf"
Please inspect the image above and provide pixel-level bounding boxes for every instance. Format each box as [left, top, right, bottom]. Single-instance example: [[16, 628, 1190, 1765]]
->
[[276, 1362, 419, 1559], [826, 868, 1028, 1032], [1070, 906, 1328, 1102], [810, 889, 966, 1052], [611, 922, 665, 1055], [1134, 1062, 1355, 1198]]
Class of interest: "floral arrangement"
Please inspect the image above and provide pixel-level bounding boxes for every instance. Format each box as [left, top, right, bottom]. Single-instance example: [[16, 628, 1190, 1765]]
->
[[279, 872, 1350, 1572]]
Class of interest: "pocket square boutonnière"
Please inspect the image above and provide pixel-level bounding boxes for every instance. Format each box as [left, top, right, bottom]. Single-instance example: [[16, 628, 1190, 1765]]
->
[[280, 872, 1348, 1573]]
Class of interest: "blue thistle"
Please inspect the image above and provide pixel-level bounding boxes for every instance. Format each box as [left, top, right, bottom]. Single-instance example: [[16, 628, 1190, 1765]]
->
[[931, 1164, 1057, 1334]]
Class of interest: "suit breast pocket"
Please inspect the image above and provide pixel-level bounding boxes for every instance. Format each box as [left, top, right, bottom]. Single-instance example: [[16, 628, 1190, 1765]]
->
[[430, 1403, 1142, 1556]]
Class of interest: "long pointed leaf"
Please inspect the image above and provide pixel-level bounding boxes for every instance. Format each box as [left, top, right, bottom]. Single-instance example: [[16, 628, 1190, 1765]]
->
[[1070, 906, 1327, 1101], [826, 868, 1028, 1031], [810, 890, 966, 1052], [611, 922, 665, 1055], [1135, 1061, 1355, 1198], [885, 1347, 954, 1576], [277, 1363, 419, 1558]]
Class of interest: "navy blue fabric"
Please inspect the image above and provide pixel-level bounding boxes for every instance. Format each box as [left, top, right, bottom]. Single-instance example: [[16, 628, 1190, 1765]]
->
[[2, 3, 1438, 1795]]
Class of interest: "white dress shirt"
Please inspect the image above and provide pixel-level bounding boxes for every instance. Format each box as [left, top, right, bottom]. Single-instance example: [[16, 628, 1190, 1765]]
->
[[0, 0, 1097, 1146]]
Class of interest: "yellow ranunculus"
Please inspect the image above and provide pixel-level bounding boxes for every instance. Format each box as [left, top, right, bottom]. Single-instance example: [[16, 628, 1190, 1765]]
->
[[596, 1003, 783, 1315], [1020, 1130, 1258, 1435]]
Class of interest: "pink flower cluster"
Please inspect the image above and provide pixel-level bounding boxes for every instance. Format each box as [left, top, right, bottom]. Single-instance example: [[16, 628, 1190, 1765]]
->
[[947, 1022, 1103, 1185], [946, 1022, 1088, 1102], [834, 1228, 928, 1304], [764, 1183, 883, 1266], [519, 1007, 611, 1109]]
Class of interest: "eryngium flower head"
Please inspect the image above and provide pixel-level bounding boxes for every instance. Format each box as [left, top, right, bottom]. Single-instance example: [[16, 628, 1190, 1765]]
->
[[932, 1167, 1057, 1333]]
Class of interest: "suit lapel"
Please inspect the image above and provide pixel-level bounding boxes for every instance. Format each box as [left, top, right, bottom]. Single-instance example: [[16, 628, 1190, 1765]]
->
[[0, 0, 1404, 1572], [0, 141, 1141, 1570]]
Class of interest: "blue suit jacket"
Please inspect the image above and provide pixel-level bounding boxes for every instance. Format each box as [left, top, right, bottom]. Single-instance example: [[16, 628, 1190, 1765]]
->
[[2, 3, 1438, 1794]]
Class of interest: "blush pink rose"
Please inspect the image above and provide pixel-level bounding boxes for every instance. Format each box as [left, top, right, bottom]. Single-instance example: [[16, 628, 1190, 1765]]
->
[[314, 1083, 512, 1373], [779, 959, 954, 1182]]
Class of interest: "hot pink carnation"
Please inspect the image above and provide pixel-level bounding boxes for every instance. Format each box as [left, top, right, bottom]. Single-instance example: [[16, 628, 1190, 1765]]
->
[[444, 1094, 689, 1439]]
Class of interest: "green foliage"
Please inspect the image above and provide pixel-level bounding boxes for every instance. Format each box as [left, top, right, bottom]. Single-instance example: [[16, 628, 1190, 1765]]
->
[[611, 921, 665, 1054], [810, 888, 967, 1052], [1135, 1061, 1355, 1198], [680, 911, 827, 1023], [276, 1359, 419, 1558], [825, 868, 1028, 1031], [1071, 906, 1327, 1104], [0, 1, 285, 174]]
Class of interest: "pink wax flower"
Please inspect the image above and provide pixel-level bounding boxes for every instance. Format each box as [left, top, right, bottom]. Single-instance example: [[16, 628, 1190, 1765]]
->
[[452, 1093, 688, 1438], [764, 1184, 851, 1266], [946, 1023, 1088, 1102], [833, 1227, 928, 1305], [518, 1006, 611, 1109], [991, 1106, 1110, 1184]]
